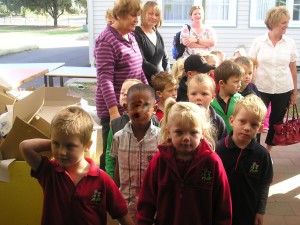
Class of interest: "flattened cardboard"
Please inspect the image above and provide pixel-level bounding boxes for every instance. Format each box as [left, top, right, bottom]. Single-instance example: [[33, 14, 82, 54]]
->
[[0, 117, 48, 160], [0, 91, 15, 114]]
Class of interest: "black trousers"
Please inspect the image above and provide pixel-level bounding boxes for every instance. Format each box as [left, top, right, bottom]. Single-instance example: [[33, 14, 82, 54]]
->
[[100, 117, 110, 170], [259, 91, 292, 146]]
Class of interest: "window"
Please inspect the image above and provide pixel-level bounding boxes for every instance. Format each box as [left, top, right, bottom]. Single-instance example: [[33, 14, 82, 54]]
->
[[250, 0, 300, 27], [157, 0, 237, 27]]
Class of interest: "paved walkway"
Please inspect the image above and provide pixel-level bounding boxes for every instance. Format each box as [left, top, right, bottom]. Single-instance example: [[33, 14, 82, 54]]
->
[[261, 133, 300, 225]]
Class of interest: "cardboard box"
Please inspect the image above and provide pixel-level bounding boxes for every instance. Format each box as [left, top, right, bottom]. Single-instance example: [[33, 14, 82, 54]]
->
[[0, 161, 43, 225]]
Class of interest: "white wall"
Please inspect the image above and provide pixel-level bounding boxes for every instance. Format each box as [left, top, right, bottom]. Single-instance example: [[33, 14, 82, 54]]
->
[[89, 0, 300, 66]]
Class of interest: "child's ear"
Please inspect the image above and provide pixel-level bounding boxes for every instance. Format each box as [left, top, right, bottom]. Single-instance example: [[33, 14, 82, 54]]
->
[[186, 71, 193, 79], [257, 124, 264, 134], [84, 140, 93, 152], [156, 91, 163, 98], [229, 115, 235, 126], [153, 103, 158, 114], [219, 80, 225, 87]]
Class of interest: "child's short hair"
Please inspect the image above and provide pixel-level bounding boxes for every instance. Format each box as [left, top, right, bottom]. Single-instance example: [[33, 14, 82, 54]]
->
[[188, 73, 216, 94], [233, 95, 267, 123], [234, 56, 253, 69], [210, 50, 226, 62], [151, 71, 177, 92], [123, 78, 142, 85], [161, 97, 216, 150], [127, 83, 155, 100], [214, 60, 244, 83], [205, 53, 220, 67], [50, 106, 94, 146], [171, 58, 186, 83]]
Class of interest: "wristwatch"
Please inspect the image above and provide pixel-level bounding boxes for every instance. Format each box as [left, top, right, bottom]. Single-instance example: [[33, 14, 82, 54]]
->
[[196, 38, 200, 44]]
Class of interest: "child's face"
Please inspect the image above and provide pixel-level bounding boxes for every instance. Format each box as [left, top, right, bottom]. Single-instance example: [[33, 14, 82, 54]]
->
[[221, 75, 241, 96], [230, 107, 263, 145], [168, 116, 202, 160], [120, 81, 139, 107], [126, 90, 155, 128], [157, 83, 177, 102], [188, 81, 214, 110], [51, 129, 89, 169], [240, 65, 253, 87]]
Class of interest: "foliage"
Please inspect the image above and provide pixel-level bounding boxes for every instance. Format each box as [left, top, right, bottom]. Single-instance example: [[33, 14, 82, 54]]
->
[[0, 0, 23, 15], [24, 0, 73, 26]]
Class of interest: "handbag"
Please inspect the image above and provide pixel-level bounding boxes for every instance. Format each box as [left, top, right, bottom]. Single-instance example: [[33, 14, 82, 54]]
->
[[273, 104, 300, 146]]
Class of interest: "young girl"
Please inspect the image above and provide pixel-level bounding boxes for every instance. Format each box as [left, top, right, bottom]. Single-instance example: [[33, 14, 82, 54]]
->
[[136, 98, 232, 225], [187, 74, 227, 141]]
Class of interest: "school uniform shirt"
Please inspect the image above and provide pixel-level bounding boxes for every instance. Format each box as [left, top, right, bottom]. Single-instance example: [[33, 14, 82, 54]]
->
[[137, 140, 232, 225], [94, 25, 148, 118], [249, 33, 298, 94], [211, 93, 243, 134], [32, 157, 128, 225], [111, 121, 161, 221], [238, 83, 260, 97], [216, 135, 273, 225], [209, 106, 227, 141], [134, 26, 170, 85]]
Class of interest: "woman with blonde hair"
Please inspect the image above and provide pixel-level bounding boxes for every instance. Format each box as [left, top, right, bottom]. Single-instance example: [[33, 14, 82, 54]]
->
[[180, 5, 217, 57], [249, 6, 298, 152], [134, 1, 170, 86]]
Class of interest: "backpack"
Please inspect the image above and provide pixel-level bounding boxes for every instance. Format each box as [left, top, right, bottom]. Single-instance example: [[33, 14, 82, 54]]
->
[[172, 24, 191, 60]]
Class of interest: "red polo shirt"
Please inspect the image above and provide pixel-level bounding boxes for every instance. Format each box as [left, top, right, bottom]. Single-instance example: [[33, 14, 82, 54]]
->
[[32, 157, 127, 225]]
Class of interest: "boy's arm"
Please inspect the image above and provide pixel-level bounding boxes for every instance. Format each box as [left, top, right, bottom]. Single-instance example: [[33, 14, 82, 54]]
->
[[114, 159, 120, 187], [105, 128, 116, 178], [117, 214, 134, 225], [19, 139, 51, 171]]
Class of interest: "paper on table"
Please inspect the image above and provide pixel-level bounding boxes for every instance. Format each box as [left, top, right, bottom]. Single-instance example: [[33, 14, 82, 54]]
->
[[0, 158, 16, 182]]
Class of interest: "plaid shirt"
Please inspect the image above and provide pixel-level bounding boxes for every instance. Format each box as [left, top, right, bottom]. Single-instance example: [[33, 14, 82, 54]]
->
[[111, 121, 161, 219]]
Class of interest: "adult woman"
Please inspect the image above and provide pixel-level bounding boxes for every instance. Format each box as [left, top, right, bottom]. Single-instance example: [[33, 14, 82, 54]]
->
[[94, 0, 147, 169], [249, 6, 298, 152], [180, 5, 216, 57], [134, 1, 170, 86]]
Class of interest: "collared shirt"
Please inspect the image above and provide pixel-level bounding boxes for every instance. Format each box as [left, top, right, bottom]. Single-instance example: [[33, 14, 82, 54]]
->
[[32, 157, 127, 225], [249, 33, 298, 94], [111, 121, 161, 219], [94, 25, 147, 118]]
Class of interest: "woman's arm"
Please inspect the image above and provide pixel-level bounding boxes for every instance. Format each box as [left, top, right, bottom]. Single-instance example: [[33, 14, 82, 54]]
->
[[289, 61, 298, 105], [19, 139, 51, 171]]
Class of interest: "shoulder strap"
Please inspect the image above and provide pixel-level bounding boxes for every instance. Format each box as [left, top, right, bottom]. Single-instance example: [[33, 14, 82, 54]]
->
[[186, 24, 191, 31]]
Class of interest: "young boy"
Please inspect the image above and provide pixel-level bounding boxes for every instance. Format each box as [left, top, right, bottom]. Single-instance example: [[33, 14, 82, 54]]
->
[[187, 73, 227, 141], [111, 83, 161, 223], [216, 95, 273, 225], [234, 56, 260, 97], [105, 79, 159, 178], [176, 54, 215, 102], [211, 60, 244, 133], [19, 106, 134, 225], [151, 71, 178, 122]]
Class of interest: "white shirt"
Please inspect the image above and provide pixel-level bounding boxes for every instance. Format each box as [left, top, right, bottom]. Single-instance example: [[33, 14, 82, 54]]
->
[[249, 33, 298, 94]]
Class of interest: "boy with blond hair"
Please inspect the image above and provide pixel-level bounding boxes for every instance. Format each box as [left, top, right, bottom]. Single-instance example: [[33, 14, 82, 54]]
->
[[151, 71, 178, 122], [216, 95, 273, 225], [20, 106, 134, 225], [211, 60, 244, 133]]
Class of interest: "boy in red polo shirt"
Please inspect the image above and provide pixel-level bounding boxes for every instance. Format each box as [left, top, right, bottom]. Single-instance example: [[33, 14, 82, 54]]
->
[[20, 106, 134, 225]]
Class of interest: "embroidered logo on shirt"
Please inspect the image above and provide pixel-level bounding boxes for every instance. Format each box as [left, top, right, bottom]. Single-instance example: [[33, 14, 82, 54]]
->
[[249, 162, 260, 174], [91, 189, 102, 204], [200, 168, 212, 184]]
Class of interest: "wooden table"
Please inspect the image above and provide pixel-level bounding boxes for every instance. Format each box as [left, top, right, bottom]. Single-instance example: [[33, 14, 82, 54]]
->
[[0, 68, 48, 90], [0, 63, 65, 87], [45, 66, 97, 87]]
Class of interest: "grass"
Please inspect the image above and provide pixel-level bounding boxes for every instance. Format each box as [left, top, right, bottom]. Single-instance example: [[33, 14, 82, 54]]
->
[[68, 82, 97, 106], [0, 25, 86, 35]]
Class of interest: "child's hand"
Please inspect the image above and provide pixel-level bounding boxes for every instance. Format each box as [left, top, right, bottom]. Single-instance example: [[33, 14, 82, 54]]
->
[[254, 213, 264, 225]]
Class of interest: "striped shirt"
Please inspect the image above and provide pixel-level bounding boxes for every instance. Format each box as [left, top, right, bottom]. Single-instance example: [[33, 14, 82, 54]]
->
[[111, 121, 161, 221], [94, 25, 147, 118]]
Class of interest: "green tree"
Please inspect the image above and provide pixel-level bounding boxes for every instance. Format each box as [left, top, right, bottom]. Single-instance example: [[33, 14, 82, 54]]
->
[[25, 0, 72, 27], [75, 0, 87, 24], [0, 0, 23, 15]]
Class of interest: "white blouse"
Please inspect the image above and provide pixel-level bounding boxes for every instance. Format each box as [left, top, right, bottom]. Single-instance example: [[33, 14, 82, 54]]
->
[[249, 33, 298, 94]]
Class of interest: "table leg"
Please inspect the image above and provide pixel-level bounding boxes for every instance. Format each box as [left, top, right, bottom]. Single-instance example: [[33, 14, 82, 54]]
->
[[44, 75, 48, 87], [60, 77, 64, 87], [49, 76, 54, 87]]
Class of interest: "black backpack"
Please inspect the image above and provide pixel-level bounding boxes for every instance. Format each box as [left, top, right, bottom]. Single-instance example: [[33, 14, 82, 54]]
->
[[172, 24, 191, 60]]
